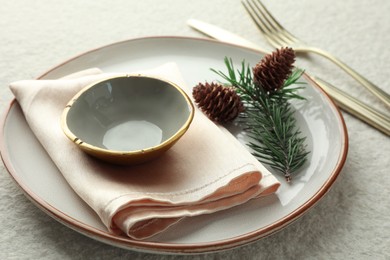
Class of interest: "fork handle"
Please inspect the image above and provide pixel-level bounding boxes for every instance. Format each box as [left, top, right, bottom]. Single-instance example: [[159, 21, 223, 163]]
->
[[313, 77, 390, 136], [296, 46, 390, 108]]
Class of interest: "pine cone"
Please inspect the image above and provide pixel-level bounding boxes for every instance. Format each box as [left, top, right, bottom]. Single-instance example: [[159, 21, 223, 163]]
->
[[253, 47, 296, 93], [192, 82, 244, 123]]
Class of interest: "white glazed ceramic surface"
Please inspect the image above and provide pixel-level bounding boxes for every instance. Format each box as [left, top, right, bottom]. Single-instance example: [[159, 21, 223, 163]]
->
[[62, 75, 194, 164], [0, 37, 348, 254]]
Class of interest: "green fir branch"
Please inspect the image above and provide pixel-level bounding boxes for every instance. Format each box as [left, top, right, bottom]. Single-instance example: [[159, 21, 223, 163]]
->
[[212, 57, 309, 182]]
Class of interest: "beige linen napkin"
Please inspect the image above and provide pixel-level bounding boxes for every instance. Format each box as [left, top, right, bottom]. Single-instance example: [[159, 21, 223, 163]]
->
[[10, 63, 280, 240]]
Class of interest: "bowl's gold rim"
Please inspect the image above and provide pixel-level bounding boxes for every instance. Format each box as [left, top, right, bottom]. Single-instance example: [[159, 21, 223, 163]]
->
[[60, 74, 195, 156]]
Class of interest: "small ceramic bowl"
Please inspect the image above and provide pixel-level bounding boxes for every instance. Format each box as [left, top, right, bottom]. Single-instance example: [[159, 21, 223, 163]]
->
[[61, 74, 194, 165]]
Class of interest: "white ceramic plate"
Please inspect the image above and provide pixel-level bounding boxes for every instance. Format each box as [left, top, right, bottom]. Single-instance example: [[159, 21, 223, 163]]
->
[[0, 37, 348, 254]]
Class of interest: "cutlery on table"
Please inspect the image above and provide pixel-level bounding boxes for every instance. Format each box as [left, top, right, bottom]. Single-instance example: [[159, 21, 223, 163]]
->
[[187, 19, 390, 136], [187, 19, 269, 53], [313, 77, 390, 136], [242, 0, 390, 108]]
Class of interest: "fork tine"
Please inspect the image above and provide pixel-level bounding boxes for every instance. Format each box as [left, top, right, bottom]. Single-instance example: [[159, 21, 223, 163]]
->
[[242, 0, 282, 47], [252, 0, 298, 43], [243, 0, 298, 46]]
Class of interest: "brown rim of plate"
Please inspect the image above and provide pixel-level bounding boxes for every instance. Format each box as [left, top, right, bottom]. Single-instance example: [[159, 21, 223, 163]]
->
[[0, 36, 348, 254]]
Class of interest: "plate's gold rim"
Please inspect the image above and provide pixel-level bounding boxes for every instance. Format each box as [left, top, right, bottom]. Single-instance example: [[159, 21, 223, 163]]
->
[[60, 73, 194, 164]]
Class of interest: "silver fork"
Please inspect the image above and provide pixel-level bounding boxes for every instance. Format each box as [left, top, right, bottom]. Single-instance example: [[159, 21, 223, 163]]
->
[[242, 0, 390, 108]]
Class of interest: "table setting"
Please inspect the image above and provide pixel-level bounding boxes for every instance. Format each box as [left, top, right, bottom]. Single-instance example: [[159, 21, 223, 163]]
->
[[0, 0, 389, 259]]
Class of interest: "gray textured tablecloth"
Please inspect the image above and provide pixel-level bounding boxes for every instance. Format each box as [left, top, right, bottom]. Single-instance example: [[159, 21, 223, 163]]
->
[[1, 0, 389, 259]]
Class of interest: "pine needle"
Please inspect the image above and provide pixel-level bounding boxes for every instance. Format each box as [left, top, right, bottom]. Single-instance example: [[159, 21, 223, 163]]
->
[[212, 57, 309, 182]]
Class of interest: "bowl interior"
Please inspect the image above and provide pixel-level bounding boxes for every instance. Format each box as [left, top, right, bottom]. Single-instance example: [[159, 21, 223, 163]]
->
[[65, 75, 193, 152]]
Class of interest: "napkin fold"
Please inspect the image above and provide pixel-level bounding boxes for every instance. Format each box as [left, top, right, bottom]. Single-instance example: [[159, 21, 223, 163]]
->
[[10, 63, 280, 240]]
